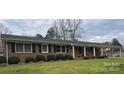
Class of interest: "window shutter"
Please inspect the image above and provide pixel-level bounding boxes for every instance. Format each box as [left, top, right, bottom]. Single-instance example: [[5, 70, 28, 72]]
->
[[39, 44, 41, 53], [11, 43, 15, 53], [49, 45, 51, 53], [32, 44, 35, 53], [67, 46, 68, 53], [54, 45, 56, 53]]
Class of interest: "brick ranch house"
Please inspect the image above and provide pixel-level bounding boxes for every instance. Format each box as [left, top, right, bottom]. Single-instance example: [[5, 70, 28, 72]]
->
[[1, 34, 123, 63]]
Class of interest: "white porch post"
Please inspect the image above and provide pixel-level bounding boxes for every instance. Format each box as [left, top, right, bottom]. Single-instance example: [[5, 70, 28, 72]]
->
[[101, 47, 104, 56], [93, 47, 96, 57], [65, 46, 67, 53], [72, 45, 75, 58], [84, 46, 86, 57], [111, 48, 113, 57], [119, 48, 122, 57], [5, 42, 9, 65]]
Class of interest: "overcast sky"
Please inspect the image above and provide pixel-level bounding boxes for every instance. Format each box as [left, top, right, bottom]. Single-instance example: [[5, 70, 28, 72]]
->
[[0, 19, 124, 45]]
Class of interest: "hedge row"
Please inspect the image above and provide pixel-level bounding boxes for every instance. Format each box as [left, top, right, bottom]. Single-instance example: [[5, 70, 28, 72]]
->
[[47, 53, 73, 61], [0, 55, 108, 64], [25, 53, 73, 63], [83, 56, 108, 59], [0, 53, 73, 64], [8, 56, 20, 64], [0, 56, 6, 64], [0, 56, 20, 64]]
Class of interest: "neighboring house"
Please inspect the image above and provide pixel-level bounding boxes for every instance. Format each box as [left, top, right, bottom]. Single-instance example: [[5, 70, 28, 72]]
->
[[1, 34, 123, 62]]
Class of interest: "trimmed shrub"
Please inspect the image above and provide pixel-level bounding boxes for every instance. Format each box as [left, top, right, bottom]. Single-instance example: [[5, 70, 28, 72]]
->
[[25, 57, 35, 63], [56, 53, 66, 60], [65, 54, 73, 60], [47, 54, 56, 61], [84, 56, 90, 59], [35, 55, 45, 62], [0, 56, 6, 64], [47, 54, 73, 61], [91, 56, 96, 59], [8, 56, 20, 64], [96, 56, 108, 59]]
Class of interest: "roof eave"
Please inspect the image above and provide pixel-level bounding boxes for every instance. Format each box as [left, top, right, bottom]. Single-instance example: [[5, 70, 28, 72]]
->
[[2, 38, 122, 48]]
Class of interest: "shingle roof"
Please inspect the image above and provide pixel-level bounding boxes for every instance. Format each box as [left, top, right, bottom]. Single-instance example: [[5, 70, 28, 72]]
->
[[1, 34, 121, 48]]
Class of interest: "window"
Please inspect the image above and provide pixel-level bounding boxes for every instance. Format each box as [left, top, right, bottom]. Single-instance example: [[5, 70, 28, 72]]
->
[[25, 44, 32, 52], [62, 46, 66, 52], [42, 45, 48, 53], [15, 43, 32, 53], [16, 43, 23, 52], [55, 45, 60, 52], [54, 45, 66, 53]]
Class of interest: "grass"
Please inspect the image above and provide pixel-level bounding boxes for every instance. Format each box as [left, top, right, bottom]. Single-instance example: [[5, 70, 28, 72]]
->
[[0, 58, 124, 74]]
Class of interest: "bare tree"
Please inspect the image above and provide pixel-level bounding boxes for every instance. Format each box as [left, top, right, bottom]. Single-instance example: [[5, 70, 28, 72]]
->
[[0, 23, 10, 35], [53, 19, 83, 41], [0, 23, 10, 52], [53, 21, 62, 39], [53, 19, 71, 40], [68, 19, 83, 41]]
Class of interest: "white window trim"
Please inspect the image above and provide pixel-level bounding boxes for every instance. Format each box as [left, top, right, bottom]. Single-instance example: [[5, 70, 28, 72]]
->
[[15, 43, 32, 53], [42, 45, 49, 53], [24, 44, 32, 53], [15, 43, 24, 53]]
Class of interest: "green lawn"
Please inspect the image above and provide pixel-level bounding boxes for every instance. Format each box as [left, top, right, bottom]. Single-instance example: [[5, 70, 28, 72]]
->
[[0, 58, 124, 74]]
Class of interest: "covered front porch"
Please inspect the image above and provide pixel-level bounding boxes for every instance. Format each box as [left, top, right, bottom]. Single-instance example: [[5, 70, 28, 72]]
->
[[71, 44, 122, 59]]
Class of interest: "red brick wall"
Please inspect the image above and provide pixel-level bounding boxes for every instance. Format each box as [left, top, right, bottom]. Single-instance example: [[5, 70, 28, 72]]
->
[[7, 43, 45, 62], [4, 42, 71, 62], [3, 42, 54, 62], [3, 42, 102, 62]]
